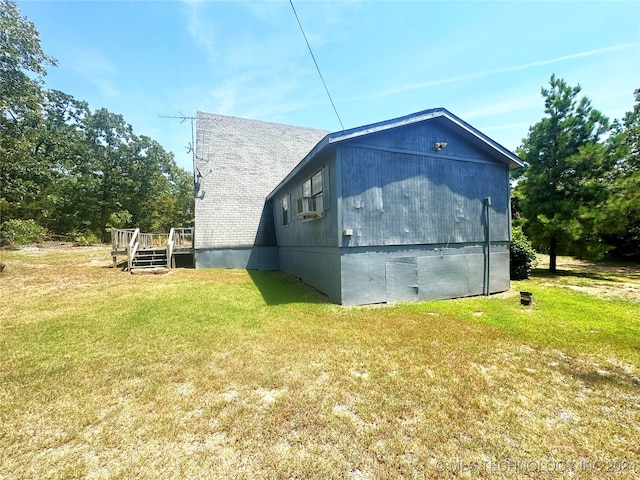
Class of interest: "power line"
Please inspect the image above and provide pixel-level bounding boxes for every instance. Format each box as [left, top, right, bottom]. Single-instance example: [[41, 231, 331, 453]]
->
[[289, 0, 345, 131]]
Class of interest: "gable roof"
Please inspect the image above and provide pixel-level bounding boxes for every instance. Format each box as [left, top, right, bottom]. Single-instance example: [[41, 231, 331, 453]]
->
[[194, 112, 329, 248], [334, 107, 522, 167], [267, 108, 523, 200]]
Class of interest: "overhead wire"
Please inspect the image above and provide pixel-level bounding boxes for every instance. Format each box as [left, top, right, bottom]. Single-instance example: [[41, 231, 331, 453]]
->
[[289, 0, 345, 132]]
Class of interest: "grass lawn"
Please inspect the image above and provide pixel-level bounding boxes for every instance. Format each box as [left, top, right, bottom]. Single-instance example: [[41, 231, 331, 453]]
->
[[1, 247, 639, 479]]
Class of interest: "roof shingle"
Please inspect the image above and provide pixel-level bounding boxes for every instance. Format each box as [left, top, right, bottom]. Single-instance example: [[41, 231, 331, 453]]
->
[[194, 112, 329, 249]]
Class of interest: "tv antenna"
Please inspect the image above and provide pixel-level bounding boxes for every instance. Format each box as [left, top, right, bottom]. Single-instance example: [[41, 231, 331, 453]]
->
[[159, 112, 197, 174]]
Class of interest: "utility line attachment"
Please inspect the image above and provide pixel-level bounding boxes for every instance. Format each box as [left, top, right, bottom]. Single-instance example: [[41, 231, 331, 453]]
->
[[289, 0, 345, 131]]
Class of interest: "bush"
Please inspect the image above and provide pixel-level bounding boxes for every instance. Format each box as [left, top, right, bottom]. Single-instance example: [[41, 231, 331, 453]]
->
[[71, 230, 101, 246], [0, 219, 49, 246], [510, 226, 537, 280]]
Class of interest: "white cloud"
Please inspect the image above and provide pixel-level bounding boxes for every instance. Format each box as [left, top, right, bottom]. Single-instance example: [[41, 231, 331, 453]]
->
[[67, 47, 120, 98], [348, 43, 638, 103], [181, 0, 219, 63]]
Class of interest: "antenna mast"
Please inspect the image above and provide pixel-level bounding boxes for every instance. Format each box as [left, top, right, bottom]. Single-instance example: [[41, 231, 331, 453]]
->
[[159, 112, 197, 177]]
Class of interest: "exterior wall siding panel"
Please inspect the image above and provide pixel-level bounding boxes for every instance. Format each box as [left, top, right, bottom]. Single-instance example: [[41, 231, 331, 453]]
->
[[273, 153, 338, 248], [340, 243, 509, 305], [278, 246, 341, 303], [339, 140, 510, 248], [352, 120, 499, 163]]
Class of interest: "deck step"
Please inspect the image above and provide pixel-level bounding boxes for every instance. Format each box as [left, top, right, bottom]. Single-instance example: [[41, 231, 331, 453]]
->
[[131, 248, 168, 271]]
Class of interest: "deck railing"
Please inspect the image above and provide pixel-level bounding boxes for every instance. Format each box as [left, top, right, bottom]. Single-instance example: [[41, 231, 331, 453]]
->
[[167, 228, 175, 269], [127, 228, 141, 271], [111, 227, 194, 270], [111, 228, 137, 253], [138, 233, 169, 249], [171, 228, 193, 250]]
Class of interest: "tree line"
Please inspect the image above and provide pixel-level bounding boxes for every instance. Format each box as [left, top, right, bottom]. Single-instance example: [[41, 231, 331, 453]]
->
[[2, 1, 639, 267], [1, 0, 193, 244]]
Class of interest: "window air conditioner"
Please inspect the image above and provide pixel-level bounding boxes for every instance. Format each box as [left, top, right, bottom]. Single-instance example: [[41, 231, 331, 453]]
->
[[297, 196, 323, 218]]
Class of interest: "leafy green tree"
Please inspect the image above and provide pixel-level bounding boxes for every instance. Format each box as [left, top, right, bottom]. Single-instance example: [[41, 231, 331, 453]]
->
[[82, 109, 193, 240], [517, 75, 610, 271], [24, 90, 90, 232], [0, 218, 47, 245], [83, 108, 138, 240], [1, 2, 193, 243], [0, 0, 57, 223], [149, 164, 194, 232], [0, 0, 56, 116], [603, 88, 640, 258]]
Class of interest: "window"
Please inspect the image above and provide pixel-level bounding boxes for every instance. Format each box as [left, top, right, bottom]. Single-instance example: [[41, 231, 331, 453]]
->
[[302, 170, 323, 198], [298, 170, 324, 218], [281, 194, 290, 226], [311, 170, 323, 196]]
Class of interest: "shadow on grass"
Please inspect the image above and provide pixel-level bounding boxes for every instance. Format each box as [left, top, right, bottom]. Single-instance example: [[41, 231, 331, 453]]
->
[[532, 268, 622, 283], [568, 369, 640, 390], [557, 350, 640, 389], [248, 270, 330, 306]]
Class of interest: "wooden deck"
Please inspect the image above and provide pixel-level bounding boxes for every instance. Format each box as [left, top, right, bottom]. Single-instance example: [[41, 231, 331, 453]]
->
[[111, 228, 193, 272]]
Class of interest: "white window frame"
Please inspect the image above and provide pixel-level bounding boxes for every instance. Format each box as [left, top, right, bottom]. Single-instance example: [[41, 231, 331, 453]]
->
[[281, 194, 291, 226], [297, 169, 324, 220]]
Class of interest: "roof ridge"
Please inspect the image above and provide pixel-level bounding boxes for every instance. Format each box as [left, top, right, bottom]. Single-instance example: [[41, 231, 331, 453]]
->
[[196, 111, 331, 134]]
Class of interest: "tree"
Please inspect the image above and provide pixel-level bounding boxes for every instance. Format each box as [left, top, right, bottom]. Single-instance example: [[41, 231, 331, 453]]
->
[[0, 1, 63, 237], [33, 90, 92, 234], [0, 0, 57, 222], [82, 109, 193, 240], [603, 88, 640, 258], [510, 226, 537, 280], [0, 0, 56, 115], [517, 75, 610, 272], [1, 2, 194, 242]]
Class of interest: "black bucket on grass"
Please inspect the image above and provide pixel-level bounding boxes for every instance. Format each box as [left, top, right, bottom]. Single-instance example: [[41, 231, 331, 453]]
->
[[520, 291, 533, 306]]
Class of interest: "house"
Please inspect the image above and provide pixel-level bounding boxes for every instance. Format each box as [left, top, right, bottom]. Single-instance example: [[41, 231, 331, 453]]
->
[[194, 112, 329, 270], [195, 108, 523, 305]]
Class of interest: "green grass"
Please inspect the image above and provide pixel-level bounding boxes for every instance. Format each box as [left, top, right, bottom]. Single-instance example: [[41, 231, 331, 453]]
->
[[1, 246, 639, 479], [416, 284, 639, 360]]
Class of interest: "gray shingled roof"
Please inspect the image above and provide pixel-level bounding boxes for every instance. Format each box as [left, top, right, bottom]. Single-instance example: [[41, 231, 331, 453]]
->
[[194, 112, 330, 249]]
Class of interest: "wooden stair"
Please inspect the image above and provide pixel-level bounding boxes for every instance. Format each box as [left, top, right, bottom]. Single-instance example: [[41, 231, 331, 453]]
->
[[111, 227, 194, 273], [130, 248, 168, 271]]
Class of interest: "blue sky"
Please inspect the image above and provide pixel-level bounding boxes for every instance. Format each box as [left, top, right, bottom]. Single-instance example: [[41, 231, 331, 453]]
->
[[16, 0, 640, 172]]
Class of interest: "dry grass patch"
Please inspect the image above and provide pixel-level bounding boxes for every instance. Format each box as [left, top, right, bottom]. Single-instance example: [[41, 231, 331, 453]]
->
[[535, 254, 640, 301], [1, 246, 639, 479]]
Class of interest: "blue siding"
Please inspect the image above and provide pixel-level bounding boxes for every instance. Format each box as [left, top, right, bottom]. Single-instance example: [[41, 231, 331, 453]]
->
[[347, 118, 500, 163], [271, 152, 342, 302], [268, 112, 514, 305], [340, 244, 509, 305], [272, 152, 339, 248], [279, 247, 341, 303], [340, 136, 510, 248]]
